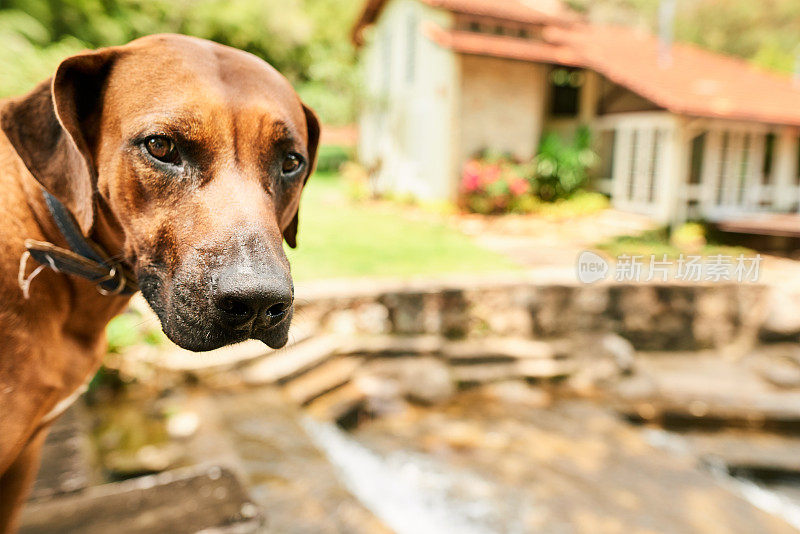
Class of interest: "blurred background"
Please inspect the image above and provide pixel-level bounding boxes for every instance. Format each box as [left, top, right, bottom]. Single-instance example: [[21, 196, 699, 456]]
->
[[7, 1, 800, 533]]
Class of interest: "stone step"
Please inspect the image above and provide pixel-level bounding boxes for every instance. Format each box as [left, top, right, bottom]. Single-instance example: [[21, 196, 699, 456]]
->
[[336, 335, 563, 363], [284, 357, 362, 406], [619, 395, 800, 431], [20, 465, 262, 534], [336, 335, 444, 356], [452, 359, 576, 384], [30, 404, 93, 500], [441, 337, 560, 363], [305, 382, 368, 426], [679, 431, 800, 475], [240, 334, 342, 386]]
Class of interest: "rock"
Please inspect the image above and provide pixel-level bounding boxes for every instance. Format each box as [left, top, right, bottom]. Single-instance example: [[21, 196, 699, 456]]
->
[[757, 359, 800, 389], [480, 380, 552, 407], [451, 362, 520, 384], [166, 411, 200, 439], [442, 337, 557, 363], [440, 290, 469, 338], [20, 466, 263, 534], [600, 333, 636, 374], [30, 404, 92, 500], [104, 442, 185, 476], [325, 309, 361, 335], [567, 359, 621, 394], [337, 335, 443, 357], [355, 302, 391, 334], [306, 382, 368, 426], [516, 358, 575, 379], [404, 359, 456, 405], [380, 292, 427, 334], [284, 357, 362, 405], [240, 334, 341, 385], [761, 288, 800, 339], [355, 357, 456, 405]]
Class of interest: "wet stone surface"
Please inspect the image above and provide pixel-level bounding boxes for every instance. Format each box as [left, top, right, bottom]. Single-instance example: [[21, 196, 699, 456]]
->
[[347, 394, 797, 534], [208, 389, 393, 534]]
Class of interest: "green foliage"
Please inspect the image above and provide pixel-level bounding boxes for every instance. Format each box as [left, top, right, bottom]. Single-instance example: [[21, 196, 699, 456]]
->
[[534, 127, 599, 202], [0, 0, 363, 124], [106, 310, 166, 354], [569, 0, 800, 74], [316, 144, 354, 173]]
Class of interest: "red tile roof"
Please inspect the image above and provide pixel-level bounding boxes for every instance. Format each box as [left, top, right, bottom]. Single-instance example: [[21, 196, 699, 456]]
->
[[354, 0, 800, 126], [353, 0, 576, 44], [549, 24, 800, 126], [425, 24, 583, 67]]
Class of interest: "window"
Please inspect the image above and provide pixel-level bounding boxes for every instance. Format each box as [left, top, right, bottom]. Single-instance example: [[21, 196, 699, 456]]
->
[[648, 130, 662, 202], [550, 68, 583, 117], [717, 131, 729, 204], [459, 17, 537, 39], [796, 136, 800, 185], [689, 133, 706, 184], [628, 130, 638, 200], [762, 132, 775, 184], [738, 134, 750, 204]]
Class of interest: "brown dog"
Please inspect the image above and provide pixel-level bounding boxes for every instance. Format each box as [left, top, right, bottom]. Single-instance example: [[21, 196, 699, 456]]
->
[[0, 34, 319, 532]]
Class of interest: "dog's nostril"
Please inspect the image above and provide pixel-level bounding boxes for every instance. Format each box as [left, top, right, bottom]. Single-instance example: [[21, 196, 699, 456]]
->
[[266, 301, 291, 317], [217, 296, 253, 318]]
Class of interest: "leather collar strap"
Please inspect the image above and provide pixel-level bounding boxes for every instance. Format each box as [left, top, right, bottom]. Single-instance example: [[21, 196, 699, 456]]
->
[[23, 190, 138, 296]]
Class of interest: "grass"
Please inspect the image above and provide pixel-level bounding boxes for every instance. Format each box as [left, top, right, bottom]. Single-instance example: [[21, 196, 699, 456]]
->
[[285, 171, 521, 280], [597, 226, 754, 259]]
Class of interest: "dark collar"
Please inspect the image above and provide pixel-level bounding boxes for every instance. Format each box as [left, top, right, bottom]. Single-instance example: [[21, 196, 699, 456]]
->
[[23, 190, 138, 296]]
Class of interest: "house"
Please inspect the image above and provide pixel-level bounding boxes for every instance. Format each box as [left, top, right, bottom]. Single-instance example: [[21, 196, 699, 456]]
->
[[352, 0, 800, 226]]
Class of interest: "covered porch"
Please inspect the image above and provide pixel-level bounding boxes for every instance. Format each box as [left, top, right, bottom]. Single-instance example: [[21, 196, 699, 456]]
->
[[591, 112, 800, 225]]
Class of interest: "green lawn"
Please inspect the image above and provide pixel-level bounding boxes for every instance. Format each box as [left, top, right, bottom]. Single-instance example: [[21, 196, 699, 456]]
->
[[597, 227, 754, 259], [285, 171, 521, 280]]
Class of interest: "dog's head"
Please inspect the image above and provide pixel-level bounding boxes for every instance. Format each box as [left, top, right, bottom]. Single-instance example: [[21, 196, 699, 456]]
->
[[0, 34, 319, 351]]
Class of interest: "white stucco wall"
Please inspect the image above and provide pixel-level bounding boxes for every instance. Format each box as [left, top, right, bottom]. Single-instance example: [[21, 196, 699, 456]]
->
[[457, 55, 548, 166], [358, 0, 458, 200]]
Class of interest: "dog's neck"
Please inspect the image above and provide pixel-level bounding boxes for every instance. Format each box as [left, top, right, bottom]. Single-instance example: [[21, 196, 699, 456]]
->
[[91, 197, 128, 266], [24, 178, 132, 344]]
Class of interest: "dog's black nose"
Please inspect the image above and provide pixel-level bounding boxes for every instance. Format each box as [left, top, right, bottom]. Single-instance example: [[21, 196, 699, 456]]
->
[[214, 277, 293, 329]]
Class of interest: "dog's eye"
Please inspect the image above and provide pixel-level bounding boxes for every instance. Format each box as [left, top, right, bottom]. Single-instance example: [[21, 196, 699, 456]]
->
[[282, 153, 304, 175], [144, 136, 179, 164]]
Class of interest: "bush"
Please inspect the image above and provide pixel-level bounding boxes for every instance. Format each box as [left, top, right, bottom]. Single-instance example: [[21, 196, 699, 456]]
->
[[458, 153, 538, 215], [534, 126, 598, 201], [458, 128, 601, 214], [316, 144, 353, 173]]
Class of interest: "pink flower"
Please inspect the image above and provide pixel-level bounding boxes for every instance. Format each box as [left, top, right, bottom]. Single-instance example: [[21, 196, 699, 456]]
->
[[482, 164, 501, 185], [509, 179, 530, 196], [462, 173, 481, 192], [461, 160, 483, 192]]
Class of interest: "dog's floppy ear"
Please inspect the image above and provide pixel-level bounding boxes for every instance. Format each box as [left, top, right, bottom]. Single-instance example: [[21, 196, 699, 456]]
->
[[0, 48, 116, 235], [283, 103, 320, 249]]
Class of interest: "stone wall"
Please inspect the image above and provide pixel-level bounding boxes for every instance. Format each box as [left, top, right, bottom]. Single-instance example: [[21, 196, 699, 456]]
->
[[295, 280, 767, 351]]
